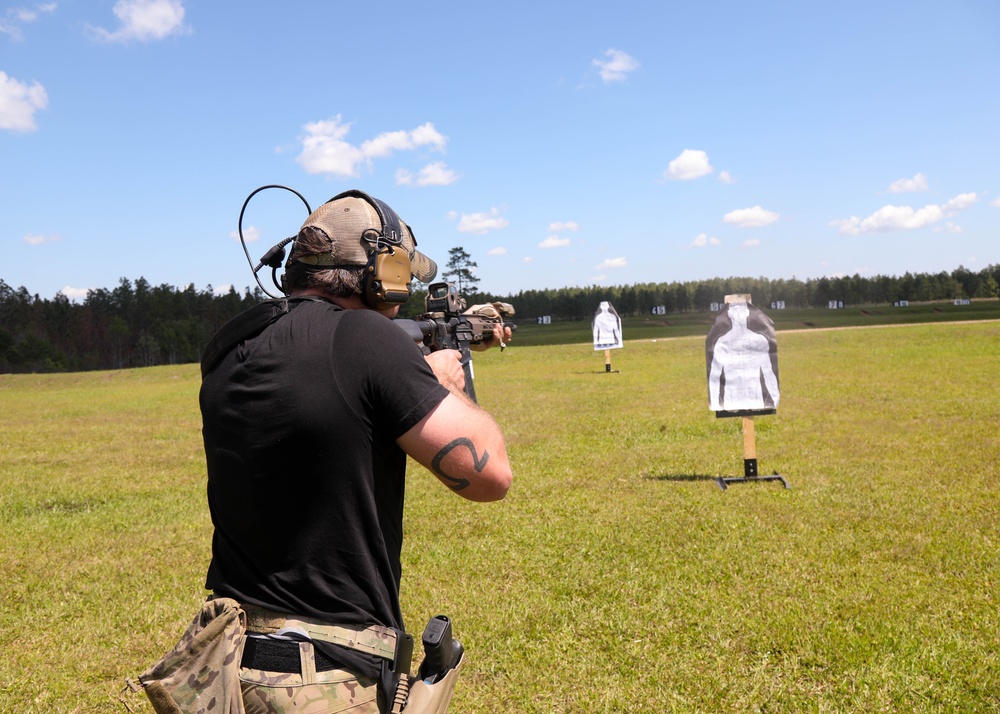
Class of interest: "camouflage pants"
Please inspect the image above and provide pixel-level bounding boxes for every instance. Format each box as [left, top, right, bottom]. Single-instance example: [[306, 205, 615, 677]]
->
[[240, 638, 381, 714]]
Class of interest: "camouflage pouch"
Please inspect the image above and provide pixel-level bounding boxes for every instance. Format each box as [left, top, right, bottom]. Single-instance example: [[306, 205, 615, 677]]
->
[[122, 597, 247, 714]]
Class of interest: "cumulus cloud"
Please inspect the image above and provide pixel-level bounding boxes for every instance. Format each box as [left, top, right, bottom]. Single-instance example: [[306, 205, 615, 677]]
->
[[456, 207, 508, 235], [593, 49, 639, 83], [718, 170, 734, 184], [723, 206, 780, 228], [888, 172, 929, 193], [297, 116, 448, 178], [538, 235, 571, 249], [691, 233, 720, 247], [665, 149, 713, 181], [523, 256, 534, 264], [61, 286, 91, 302], [230, 226, 260, 243], [942, 192, 978, 212], [596, 257, 627, 269], [24, 232, 60, 245], [487, 246, 507, 256], [549, 221, 580, 232], [742, 239, 761, 248], [90, 0, 189, 42], [991, 197, 1000, 208], [0, 71, 48, 132], [832, 193, 978, 235], [0, 2, 56, 40], [396, 161, 459, 187]]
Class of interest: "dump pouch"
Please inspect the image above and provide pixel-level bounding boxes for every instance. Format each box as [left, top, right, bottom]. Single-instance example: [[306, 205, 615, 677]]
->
[[121, 597, 247, 714]]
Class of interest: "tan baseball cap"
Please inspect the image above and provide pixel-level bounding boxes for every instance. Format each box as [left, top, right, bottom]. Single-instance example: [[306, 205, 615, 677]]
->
[[290, 190, 438, 283]]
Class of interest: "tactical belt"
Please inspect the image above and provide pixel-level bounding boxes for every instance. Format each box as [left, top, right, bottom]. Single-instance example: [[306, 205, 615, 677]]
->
[[242, 603, 400, 661]]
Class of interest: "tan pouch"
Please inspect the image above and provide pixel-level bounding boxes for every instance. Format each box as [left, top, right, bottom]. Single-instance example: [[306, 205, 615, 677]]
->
[[122, 597, 247, 714], [402, 651, 464, 714]]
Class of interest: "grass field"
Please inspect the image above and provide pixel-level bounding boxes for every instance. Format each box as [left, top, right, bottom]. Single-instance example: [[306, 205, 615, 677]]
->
[[1, 318, 999, 712]]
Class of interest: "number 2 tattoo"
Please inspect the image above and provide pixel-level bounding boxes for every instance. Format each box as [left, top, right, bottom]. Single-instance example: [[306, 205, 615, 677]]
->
[[431, 437, 489, 491]]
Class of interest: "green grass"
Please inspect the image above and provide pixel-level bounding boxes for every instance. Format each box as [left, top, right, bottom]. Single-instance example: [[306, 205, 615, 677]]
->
[[2, 321, 999, 712]]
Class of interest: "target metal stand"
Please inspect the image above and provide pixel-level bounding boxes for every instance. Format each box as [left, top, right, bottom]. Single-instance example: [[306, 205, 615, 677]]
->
[[715, 415, 788, 490]]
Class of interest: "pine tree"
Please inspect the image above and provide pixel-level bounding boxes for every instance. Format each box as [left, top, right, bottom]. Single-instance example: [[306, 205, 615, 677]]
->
[[442, 246, 480, 295]]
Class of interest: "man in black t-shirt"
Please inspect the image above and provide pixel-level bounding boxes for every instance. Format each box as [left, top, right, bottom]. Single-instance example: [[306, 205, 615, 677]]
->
[[200, 190, 512, 713]]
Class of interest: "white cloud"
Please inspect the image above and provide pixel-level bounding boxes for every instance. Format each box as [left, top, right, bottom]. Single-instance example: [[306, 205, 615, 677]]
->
[[90, 0, 189, 42], [61, 286, 91, 302], [942, 192, 978, 213], [991, 197, 1000, 208], [718, 170, 734, 184], [24, 232, 59, 245], [230, 226, 260, 243], [1, 3, 56, 39], [361, 122, 446, 157], [457, 208, 508, 234], [832, 193, 977, 235], [549, 221, 580, 232], [0, 71, 48, 132], [593, 49, 639, 83], [596, 257, 627, 269], [691, 233, 720, 247], [213, 284, 233, 296], [742, 239, 761, 248], [937, 222, 963, 234], [487, 247, 507, 256], [888, 172, 929, 193], [296, 116, 448, 178], [723, 205, 780, 228], [396, 161, 459, 187], [538, 235, 571, 249], [522, 256, 534, 264], [665, 149, 713, 181]]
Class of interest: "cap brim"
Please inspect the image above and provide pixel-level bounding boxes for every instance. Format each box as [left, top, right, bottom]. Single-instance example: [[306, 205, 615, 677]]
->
[[410, 250, 437, 283]]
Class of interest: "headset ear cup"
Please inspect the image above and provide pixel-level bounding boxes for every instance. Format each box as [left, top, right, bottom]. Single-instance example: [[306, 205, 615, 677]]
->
[[362, 247, 413, 310]]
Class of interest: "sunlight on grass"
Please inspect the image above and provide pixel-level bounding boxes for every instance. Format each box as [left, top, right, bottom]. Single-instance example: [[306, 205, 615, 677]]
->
[[1, 321, 998, 712]]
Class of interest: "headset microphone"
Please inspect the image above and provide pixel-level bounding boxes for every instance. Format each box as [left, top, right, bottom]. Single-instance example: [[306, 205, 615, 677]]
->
[[254, 237, 295, 273]]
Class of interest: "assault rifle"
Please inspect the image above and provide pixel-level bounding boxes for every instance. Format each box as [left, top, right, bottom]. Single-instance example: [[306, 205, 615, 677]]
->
[[395, 282, 514, 403]]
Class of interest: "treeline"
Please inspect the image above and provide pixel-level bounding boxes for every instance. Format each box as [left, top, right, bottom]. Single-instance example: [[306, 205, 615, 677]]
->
[[2, 265, 998, 373], [490, 265, 1000, 321], [0, 278, 262, 373]]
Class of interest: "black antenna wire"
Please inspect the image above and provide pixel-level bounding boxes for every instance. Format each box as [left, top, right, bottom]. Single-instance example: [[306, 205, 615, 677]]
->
[[238, 184, 312, 299]]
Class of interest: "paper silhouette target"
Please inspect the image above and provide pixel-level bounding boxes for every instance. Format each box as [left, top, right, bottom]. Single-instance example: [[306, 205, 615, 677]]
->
[[593, 301, 623, 350], [706, 301, 779, 413]]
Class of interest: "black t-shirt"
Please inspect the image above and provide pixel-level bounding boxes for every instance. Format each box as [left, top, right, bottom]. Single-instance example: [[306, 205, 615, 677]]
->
[[200, 299, 448, 630]]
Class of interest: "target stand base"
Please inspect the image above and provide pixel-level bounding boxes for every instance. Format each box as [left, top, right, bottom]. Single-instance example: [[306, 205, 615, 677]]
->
[[716, 458, 789, 490]]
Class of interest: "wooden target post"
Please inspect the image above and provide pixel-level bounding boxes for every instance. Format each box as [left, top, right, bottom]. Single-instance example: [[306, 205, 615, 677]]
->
[[714, 414, 788, 490]]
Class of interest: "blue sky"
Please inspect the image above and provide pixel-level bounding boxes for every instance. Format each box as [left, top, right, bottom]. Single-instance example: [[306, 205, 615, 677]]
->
[[3, 0, 999, 301]]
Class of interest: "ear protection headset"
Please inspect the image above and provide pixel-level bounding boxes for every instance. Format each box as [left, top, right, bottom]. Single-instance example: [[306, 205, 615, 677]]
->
[[330, 189, 415, 311], [237, 185, 415, 309]]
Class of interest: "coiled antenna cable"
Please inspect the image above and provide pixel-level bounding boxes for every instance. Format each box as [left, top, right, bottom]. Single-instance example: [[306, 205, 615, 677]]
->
[[237, 184, 312, 299]]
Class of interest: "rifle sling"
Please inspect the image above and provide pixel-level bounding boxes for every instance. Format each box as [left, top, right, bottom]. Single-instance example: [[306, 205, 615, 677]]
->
[[200, 297, 336, 377]]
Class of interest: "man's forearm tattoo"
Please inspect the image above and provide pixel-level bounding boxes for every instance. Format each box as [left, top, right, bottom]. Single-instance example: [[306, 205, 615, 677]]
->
[[431, 437, 489, 491]]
